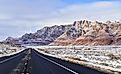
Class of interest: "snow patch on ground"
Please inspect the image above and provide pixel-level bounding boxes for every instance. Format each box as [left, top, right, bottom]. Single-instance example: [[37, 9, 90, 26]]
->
[[31, 46, 121, 74], [0, 44, 25, 57]]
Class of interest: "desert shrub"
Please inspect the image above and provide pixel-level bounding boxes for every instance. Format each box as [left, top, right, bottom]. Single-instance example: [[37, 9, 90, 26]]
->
[[107, 53, 120, 60], [100, 63, 109, 66]]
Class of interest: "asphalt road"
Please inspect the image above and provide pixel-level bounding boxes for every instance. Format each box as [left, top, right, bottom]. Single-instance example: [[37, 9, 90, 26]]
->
[[0, 49, 107, 74], [0, 50, 27, 74], [0, 50, 26, 62], [32, 49, 107, 74], [31, 49, 76, 74]]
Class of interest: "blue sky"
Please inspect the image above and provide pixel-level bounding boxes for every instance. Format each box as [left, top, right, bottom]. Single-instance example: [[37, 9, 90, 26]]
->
[[0, 0, 121, 40]]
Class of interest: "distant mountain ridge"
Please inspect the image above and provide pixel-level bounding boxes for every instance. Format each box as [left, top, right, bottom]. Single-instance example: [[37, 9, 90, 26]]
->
[[3, 25, 72, 45], [3, 20, 121, 46]]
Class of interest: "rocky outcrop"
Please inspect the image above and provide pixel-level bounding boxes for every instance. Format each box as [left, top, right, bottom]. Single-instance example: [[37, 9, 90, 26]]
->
[[50, 37, 74, 46], [3, 37, 21, 45], [4, 25, 71, 45], [74, 36, 94, 45], [51, 20, 121, 46], [49, 31, 75, 46], [3, 20, 121, 46], [92, 36, 112, 45]]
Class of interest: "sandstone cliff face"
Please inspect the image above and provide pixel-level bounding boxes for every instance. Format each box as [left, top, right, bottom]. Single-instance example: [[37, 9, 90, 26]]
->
[[3, 20, 121, 46], [74, 36, 94, 45], [50, 33, 75, 46], [51, 20, 121, 46], [92, 36, 112, 45], [49, 23, 82, 45]]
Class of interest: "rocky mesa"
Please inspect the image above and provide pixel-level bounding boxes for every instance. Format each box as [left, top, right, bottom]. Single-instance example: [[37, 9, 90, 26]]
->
[[50, 20, 121, 45], [3, 20, 121, 46]]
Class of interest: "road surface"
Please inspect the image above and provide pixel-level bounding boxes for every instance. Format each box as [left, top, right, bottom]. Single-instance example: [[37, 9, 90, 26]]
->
[[0, 49, 27, 74], [0, 49, 107, 74]]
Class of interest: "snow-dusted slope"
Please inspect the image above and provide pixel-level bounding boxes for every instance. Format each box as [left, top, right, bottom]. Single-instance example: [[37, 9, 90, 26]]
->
[[3, 20, 121, 46], [0, 43, 25, 57], [32, 46, 121, 74]]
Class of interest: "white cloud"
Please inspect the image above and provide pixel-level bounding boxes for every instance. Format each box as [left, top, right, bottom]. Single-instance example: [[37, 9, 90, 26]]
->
[[42, 1, 121, 25], [0, 0, 121, 40], [0, 0, 63, 40]]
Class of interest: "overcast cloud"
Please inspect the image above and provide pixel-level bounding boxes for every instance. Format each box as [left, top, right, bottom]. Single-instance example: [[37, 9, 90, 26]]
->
[[0, 0, 121, 40]]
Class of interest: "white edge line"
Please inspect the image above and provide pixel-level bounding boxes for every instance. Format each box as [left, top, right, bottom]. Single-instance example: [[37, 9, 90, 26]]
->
[[0, 49, 25, 58], [0, 49, 25, 64], [34, 50, 79, 74]]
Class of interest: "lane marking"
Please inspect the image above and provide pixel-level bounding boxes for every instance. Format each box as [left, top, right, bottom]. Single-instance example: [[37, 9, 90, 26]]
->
[[34, 50, 79, 74], [0, 50, 26, 64]]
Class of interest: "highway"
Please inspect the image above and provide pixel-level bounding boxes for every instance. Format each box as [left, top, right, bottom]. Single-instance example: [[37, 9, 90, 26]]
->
[[0, 50, 26, 62], [0, 48, 107, 74], [0, 49, 27, 74], [31, 49, 77, 74]]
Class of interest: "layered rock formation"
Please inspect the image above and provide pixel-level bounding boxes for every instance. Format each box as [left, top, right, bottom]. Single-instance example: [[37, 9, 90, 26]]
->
[[50, 20, 121, 45], [3, 20, 121, 46], [4, 25, 71, 45]]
